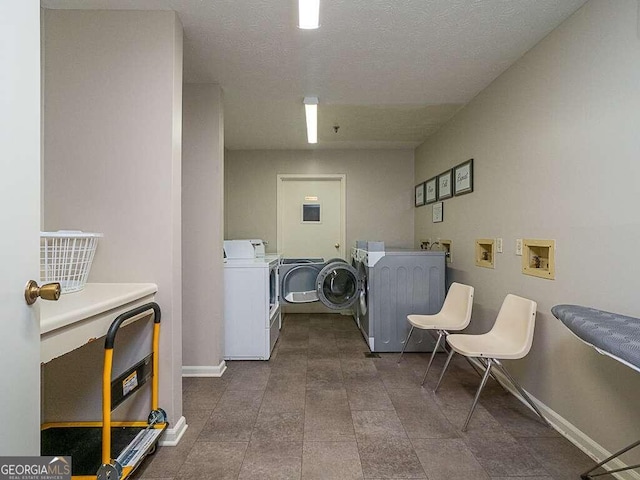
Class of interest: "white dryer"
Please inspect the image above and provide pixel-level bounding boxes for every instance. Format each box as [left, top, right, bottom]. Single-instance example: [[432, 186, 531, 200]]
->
[[224, 255, 281, 360]]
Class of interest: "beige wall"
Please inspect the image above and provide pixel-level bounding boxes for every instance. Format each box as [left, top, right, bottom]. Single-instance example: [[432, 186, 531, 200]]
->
[[42, 10, 184, 431], [225, 149, 415, 253], [182, 84, 225, 371], [415, 0, 640, 466]]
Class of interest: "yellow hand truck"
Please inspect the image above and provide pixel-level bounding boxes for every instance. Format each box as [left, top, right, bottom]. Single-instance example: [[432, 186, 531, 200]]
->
[[41, 302, 167, 480]]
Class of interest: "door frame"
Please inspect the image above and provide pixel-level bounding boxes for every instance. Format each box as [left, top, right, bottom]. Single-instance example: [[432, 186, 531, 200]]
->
[[276, 174, 346, 259]]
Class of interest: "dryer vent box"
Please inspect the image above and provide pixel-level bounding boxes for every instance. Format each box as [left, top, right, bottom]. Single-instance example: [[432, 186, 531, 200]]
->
[[522, 239, 555, 280], [439, 239, 452, 264], [475, 239, 495, 269]]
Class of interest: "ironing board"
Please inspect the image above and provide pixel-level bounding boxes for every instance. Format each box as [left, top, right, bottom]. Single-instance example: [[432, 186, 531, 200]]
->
[[551, 304, 640, 479]]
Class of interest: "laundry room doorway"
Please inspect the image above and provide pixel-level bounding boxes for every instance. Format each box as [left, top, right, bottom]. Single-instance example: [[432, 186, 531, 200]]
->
[[277, 174, 346, 259]]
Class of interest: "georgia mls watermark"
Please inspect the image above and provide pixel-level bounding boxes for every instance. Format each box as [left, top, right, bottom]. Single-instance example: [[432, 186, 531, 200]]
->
[[0, 457, 71, 480]]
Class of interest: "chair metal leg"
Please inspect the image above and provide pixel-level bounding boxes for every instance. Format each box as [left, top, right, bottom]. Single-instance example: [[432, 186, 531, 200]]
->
[[474, 357, 508, 393], [421, 331, 444, 386], [580, 437, 640, 478], [434, 347, 455, 393], [493, 359, 551, 428], [428, 329, 452, 355], [582, 448, 640, 478], [397, 326, 414, 364], [462, 358, 493, 432]]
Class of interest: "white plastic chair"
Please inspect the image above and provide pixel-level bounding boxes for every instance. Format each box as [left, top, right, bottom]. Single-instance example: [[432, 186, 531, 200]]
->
[[397, 282, 474, 385], [434, 293, 550, 432]]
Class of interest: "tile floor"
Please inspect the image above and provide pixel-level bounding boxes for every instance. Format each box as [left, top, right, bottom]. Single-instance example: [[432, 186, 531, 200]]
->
[[132, 313, 596, 479]]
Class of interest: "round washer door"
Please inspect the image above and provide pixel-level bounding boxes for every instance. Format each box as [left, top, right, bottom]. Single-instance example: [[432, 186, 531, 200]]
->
[[357, 262, 368, 315], [316, 261, 361, 309]]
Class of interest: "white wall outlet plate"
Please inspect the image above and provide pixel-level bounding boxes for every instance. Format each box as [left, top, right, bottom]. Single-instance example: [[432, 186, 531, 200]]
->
[[516, 239, 523, 256], [496, 238, 503, 253]]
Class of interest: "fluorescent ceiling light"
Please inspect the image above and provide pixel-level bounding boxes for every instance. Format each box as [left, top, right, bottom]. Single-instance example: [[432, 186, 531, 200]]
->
[[299, 0, 320, 29], [304, 96, 318, 144]]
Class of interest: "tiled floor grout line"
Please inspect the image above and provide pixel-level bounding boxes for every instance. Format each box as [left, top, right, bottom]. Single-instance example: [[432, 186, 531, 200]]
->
[[379, 354, 432, 479], [300, 314, 309, 479], [517, 437, 555, 479], [336, 323, 366, 480], [424, 376, 494, 480], [236, 362, 270, 480], [422, 361, 503, 480]]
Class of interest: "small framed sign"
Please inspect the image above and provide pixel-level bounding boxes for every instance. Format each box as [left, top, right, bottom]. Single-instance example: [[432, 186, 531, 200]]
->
[[415, 183, 425, 207], [425, 176, 438, 204], [437, 169, 453, 200], [432, 201, 443, 223], [454, 159, 473, 196]]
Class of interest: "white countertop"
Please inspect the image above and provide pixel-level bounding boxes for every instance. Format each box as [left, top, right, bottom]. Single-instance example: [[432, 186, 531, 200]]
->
[[40, 283, 158, 363]]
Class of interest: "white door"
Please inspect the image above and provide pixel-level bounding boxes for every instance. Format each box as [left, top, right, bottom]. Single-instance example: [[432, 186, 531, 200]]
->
[[277, 175, 346, 260], [0, 2, 42, 455]]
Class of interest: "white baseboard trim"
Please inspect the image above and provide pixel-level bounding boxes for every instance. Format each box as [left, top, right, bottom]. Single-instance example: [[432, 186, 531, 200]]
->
[[158, 415, 187, 447], [182, 361, 227, 377], [470, 359, 640, 480]]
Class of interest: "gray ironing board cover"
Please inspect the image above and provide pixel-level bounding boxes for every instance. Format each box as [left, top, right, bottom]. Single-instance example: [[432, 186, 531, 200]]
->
[[551, 304, 640, 373]]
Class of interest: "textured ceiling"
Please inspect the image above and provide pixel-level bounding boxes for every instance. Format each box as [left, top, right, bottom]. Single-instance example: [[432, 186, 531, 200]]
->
[[42, 0, 588, 150]]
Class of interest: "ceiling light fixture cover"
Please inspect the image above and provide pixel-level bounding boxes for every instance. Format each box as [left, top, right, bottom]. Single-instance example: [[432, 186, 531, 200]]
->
[[304, 96, 318, 144], [299, 0, 320, 29]]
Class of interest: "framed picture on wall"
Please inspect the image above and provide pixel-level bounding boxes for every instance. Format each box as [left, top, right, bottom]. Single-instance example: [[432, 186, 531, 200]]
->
[[454, 159, 474, 196], [432, 201, 443, 223], [437, 170, 453, 200], [414, 182, 425, 207], [425, 176, 438, 204]]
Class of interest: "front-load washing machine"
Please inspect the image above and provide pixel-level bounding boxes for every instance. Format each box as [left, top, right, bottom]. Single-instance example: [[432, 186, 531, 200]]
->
[[350, 248, 361, 326], [280, 257, 362, 310], [356, 241, 446, 352]]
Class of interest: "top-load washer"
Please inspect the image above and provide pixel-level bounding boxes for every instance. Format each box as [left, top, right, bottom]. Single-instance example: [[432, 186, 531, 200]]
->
[[223, 239, 266, 259], [280, 257, 362, 310], [355, 241, 446, 352]]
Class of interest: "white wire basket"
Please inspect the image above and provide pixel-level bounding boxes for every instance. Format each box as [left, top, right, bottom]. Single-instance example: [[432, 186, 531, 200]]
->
[[40, 231, 103, 294]]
